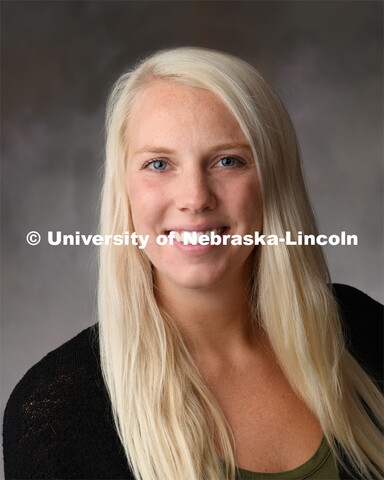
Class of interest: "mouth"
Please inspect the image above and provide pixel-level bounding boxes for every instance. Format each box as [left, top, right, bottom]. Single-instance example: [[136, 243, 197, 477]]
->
[[165, 226, 229, 245]]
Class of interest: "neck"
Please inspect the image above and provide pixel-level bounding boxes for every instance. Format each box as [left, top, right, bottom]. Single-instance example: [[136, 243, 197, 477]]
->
[[155, 264, 259, 367]]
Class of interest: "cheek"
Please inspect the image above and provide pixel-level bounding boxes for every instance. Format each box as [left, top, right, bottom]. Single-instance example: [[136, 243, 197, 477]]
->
[[247, 187, 263, 224], [231, 178, 263, 230], [127, 176, 167, 232]]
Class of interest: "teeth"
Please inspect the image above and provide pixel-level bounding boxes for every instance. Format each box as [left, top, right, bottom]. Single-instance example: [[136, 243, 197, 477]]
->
[[169, 228, 225, 245]]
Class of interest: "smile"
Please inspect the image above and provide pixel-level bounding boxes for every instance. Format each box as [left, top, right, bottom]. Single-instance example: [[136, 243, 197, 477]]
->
[[166, 227, 227, 245], [170, 228, 225, 245]]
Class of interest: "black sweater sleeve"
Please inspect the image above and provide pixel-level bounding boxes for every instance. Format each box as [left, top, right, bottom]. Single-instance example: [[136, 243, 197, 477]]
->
[[3, 351, 89, 478], [2, 326, 134, 480], [332, 283, 383, 388]]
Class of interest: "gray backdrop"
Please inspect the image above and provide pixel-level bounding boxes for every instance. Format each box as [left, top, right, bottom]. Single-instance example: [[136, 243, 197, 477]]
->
[[2, 1, 383, 475]]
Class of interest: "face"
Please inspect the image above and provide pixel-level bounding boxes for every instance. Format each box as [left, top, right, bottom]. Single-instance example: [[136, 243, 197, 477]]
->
[[126, 79, 262, 292]]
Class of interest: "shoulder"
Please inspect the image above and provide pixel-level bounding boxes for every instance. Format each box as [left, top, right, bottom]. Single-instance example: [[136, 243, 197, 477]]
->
[[3, 324, 101, 438], [2, 324, 133, 478], [332, 283, 383, 384], [4, 324, 102, 415]]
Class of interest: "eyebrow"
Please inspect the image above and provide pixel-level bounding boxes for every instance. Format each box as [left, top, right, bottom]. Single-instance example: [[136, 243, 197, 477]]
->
[[133, 142, 252, 156]]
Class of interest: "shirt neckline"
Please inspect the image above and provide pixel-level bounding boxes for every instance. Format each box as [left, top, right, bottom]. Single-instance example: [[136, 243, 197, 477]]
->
[[235, 436, 332, 479]]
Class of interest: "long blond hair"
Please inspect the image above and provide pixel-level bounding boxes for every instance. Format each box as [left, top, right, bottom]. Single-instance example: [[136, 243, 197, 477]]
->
[[98, 47, 383, 479]]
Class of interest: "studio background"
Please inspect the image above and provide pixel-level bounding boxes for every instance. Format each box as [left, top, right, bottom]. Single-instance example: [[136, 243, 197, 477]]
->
[[1, 1, 383, 475]]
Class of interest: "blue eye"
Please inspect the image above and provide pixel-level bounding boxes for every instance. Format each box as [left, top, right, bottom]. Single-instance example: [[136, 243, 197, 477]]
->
[[145, 159, 170, 171], [216, 156, 241, 168]]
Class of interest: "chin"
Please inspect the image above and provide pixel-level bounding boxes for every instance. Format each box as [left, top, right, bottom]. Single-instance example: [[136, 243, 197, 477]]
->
[[153, 250, 255, 292], [165, 267, 228, 290]]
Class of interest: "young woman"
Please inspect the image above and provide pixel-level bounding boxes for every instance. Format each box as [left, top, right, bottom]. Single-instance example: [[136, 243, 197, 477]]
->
[[3, 47, 383, 480]]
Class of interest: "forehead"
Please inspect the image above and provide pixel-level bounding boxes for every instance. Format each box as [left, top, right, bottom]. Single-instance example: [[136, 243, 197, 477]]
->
[[126, 79, 248, 149]]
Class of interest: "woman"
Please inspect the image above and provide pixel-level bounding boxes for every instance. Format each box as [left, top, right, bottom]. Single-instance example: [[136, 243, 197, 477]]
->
[[3, 47, 383, 480]]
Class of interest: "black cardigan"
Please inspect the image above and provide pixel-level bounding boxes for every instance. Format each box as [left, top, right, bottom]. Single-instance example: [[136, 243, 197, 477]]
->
[[2, 284, 383, 479]]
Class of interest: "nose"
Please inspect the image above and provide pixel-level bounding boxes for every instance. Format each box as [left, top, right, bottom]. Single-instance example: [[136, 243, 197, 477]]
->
[[174, 168, 217, 213]]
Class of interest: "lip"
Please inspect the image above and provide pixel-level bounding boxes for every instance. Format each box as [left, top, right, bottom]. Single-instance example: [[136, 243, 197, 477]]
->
[[165, 226, 231, 255], [165, 224, 228, 233]]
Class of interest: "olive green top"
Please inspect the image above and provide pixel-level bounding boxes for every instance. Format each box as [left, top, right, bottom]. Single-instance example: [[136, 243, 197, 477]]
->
[[235, 436, 339, 480]]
